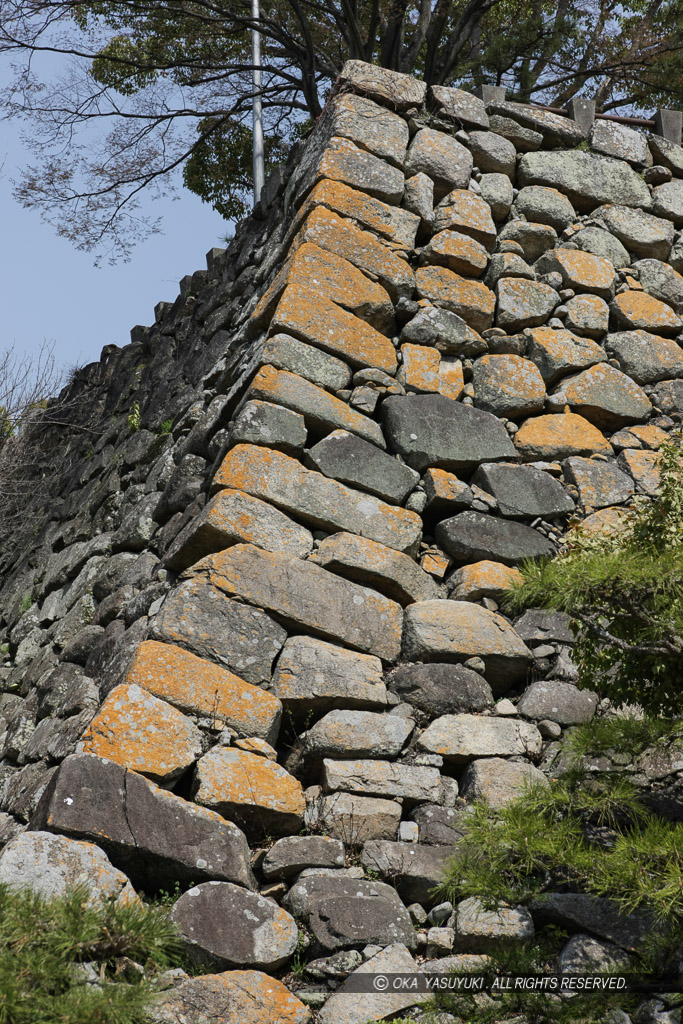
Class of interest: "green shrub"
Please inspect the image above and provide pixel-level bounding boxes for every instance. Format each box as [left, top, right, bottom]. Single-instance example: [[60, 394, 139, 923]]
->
[[0, 883, 180, 1024]]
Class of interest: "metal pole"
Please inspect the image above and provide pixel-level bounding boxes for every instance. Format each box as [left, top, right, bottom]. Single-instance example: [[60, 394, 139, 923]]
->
[[251, 0, 265, 205]]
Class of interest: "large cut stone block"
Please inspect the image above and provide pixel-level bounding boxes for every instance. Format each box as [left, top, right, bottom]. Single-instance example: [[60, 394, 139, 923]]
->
[[307, 429, 419, 504], [405, 127, 473, 200], [517, 151, 652, 212], [418, 713, 543, 764], [268, 636, 387, 711], [435, 510, 555, 565], [256, 333, 352, 391], [433, 190, 497, 249], [416, 266, 495, 332], [606, 329, 683, 385], [322, 758, 443, 802], [514, 413, 613, 461], [402, 600, 532, 693], [525, 327, 606, 385], [309, 791, 401, 843], [550, 363, 651, 430], [294, 179, 419, 247], [192, 544, 403, 662], [471, 463, 574, 519], [214, 445, 421, 554], [303, 710, 413, 760], [123, 640, 282, 743], [460, 757, 548, 809], [314, 532, 437, 605], [336, 60, 427, 110], [360, 840, 454, 906], [31, 753, 255, 890]]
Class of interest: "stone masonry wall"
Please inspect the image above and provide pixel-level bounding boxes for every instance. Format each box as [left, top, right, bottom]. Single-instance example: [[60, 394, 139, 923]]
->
[[1, 59, 683, 1023]]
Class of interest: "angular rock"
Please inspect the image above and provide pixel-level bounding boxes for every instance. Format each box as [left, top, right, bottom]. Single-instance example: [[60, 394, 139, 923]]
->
[[513, 609, 575, 645], [269, 283, 397, 374], [529, 892, 650, 951], [314, 532, 437, 606], [262, 836, 346, 880], [192, 544, 403, 662], [617, 448, 662, 495], [317, 943, 426, 1024], [192, 747, 305, 838], [123, 640, 281, 742], [400, 305, 488, 357], [469, 130, 516, 177], [294, 207, 414, 301], [652, 179, 683, 226], [294, 180, 419, 248], [525, 326, 607, 385], [171, 881, 298, 969], [78, 684, 203, 783], [302, 135, 404, 204], [558, 934, 630, 975], [336, 60, 426, 110], [648, 133, 683, 175], [472, 354, 546, 418], [489, 114, 543, 152], [569, 224, 631, 268], [306, 430, 419, 504], [460, 757, 548, 810], [433, 189, 497, 249], [610, 291, 682, 335], [422, 467, 474, 517], [484, 251, 534, 288], [214, 446, 422, 555], [563, 456, 634, 509], [422, 230, 489, 276], [514, 412, 613, 460], [322, 758, 442, 802], [631, 258, 683, 313], [411, 803, 469, 845], [268, 636, 387, 712], [551, 363, 652, 430], [517, 680, 598, 724], [148, 971, 311, 1024], [536, 248, 616, 298], [164, 487, 313, 572], [402, 600, 533, 692], [592, 205, 674, 261], [310, 791, 401, 844], [517, 150, 652, 212], [31, 753, 254, 889], [495, 277, 559, 331], [405, 127, 473, 200], [150, 579, 286, 686], [489, 101, 585, 147], [227, 398, 307, 456], [382, 394, 516, 474], [435, 510, 554, 566], [256, 333, 353, 392], [418, 713, 542, 764], [416, 266, 495, 332], [512, 186, 576, 231], [448, 560, 523, 600], [498, 220, 558, 262], [563, 294, 610, 338], [324, 93, 409, 166], [304, 710, 413, 760], [388, 661, 493, 716], [285, 874, 416, 953], [404, 171, 434, 223], [361, 840, 453, 905], [454, 896, 534, 951], [471, 463, 574, 519], [652, 378, 683, 414], [0, 830, 137, 906], [590, 119, 649, 164], [431, 85, 489, 129]]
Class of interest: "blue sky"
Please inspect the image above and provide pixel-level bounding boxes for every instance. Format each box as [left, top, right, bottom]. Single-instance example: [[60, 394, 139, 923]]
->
[[2, 107, 232, 378]]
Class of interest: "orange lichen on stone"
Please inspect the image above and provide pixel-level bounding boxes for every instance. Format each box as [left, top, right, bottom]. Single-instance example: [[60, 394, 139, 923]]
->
[[292, 179, 419, 247], [398, 344, 440, 392], [449, 560, 524, 601], [618, 448, 662, 495], [269, 282, 397, 373], [292, 207, 414, 300], [421, 551, 451, 578], [124, 640, 282, 743], [541, 247, 616, 296], [213, 445, 422, 555], [152, 971, 311, 1024], [612, 291, 683, 335], [624, 423, 669, 449], [415, 266, 495, 332], [192, 747, 305, 833], [432, 189, 497, 249], [423, 468, 472, 514], [251, 241, 393, 332], [423, 230, 489, 276], [247, 364, 385, 447], [514, 413, 613, 461], [525, 326, 606, 385], [78, 683, 203, 783], [473, 354, 546, 417], [574, 506, 628, 536], [438, 357, 465, 401]]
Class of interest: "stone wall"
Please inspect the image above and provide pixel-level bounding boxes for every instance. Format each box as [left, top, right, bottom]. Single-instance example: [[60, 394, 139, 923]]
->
[[1, 59, 683, 1023]]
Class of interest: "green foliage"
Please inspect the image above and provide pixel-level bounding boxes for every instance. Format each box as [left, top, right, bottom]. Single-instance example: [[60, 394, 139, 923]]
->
[[157, 419, 173, 436], [505, 436, 683, 715], [127, 402, 141, 433], [18, 593, 32, 617], [0, 883, 180, 1024]]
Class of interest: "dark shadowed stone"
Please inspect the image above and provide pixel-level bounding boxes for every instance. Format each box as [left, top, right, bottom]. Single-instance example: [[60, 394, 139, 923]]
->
[[513, 609, 575, 645], [171, 881, 299, 969], [529, 893, 652, 952], [436, 511, 555, 566], [382, 394, 516, 473], [284, 874, 416, 954], [360, 840, 454, 905], [30, 753, 255, 890], [471, 464, 574, 519], [410, 803, 470, 846], [306, 430, 419, 504], [150, 579, 286, 685], [262, 836, 346, 880], [387, 663, 494, 716], [517, 680, 597, 725]]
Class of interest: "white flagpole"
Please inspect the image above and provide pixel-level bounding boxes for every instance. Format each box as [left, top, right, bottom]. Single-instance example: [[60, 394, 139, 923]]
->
[[251, 0, 265, 204]]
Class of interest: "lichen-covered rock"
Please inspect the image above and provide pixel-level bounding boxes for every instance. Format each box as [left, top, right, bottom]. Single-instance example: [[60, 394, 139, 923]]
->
[[471, 463, 574, 519], [517, 150, 652, 211], [563, 456, 634, 508], [227, 398, 308, 456], [336, 59, 426, 109], [254, 334, 353, 391], [469, 130, 516, 176], [460, 757, 548, 809], [454, 897, 534, 951], [360, 840, 454, 905], [405, 127, 473, 199], [514, 412, 613, 460], [592, 205, 674, 261], [415, 266, 495, 332], [308, 791, 401, 843], [400, 304, 487, 357], [589, 120, 650, 165], [563, 294, 610, 338], [652, 179, 683, 226], [268, 636, 387, 711], [192, 747, 305, 838], [317, 943, 426, 1024], [171, 882, 299, 969], [478, 172, 514, 220], [314, 532, 437, 606], [148, 971, 311, 1024], [322, 758, 442, 802], [78, 684, 203, 783], [618, 448, 662, 495], [498, 220, 558, 262], [306, 430, 419, 504], [303, 135, 405, 204], [448, 560, 524, 600], [295, 179, 419, 248], [431, 85, 489, 128], [569, 224, 631, 268], [630, 258, 683, 312], [610, 291, 682, 335], [550, 363, 652, 430], [525, 326, 607, 384], [421, 230, 489, 276], [388, 661, 493, 716], [402, 600, 532, 692], [489, 101, 585, 147], [536, 247, 617, 297], [418, 713, 542, 763], [262, 836, 346, 880], [433, 189, 497, 249], [472, 354, 546, 418], [495, 277, 559, 331], [512, 186, 576, 231], [325, 93, 409, 166], [436, 510, 555, 565], [422, 467, 474, 516]]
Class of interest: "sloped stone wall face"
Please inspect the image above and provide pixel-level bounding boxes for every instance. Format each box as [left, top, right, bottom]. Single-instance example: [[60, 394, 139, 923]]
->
[[1, 60, 683, 1021]]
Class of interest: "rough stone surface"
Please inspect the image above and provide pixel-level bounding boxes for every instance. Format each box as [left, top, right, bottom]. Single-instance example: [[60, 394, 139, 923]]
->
[[469, 130, 516, 176], [388, 662, 494, 716], [472, 463, 574, 519], [418, 713, 543, 764], [525, 326, 607, 385], [590, 120, 650, 165], [454, 897, 534, 951], [631, 258, 683, 312], [551, 363, 652, 430], [489, 101, 585, 147], [416, 266, 495, 332], [563, 294, 610, 338], [306, 430, 419, 504], [309, 791, 401, 844], [303, 710, 413, 761], [317, 943, 426, 1024], [268, 636, 387, 712], [652, 179, 683, 226], [610, 291, 682, 335], [422, 230, 489, 276], [517, 150, 652, 211], [170, 881, 299, 969], [148, 971, 311, 1024], [496, 277, 559, 332], [529, 892, 650, 952], [448, 560, 524, 600], [227, 399, 308, 456], [360, 840, 453, 905], [514, 412, 613, 460], [400, 305, 487, 357], [262, 836, 346, 880], [257, 333, 353, 392], [314, 532, 437, 605], [513, 186, 576, 231], [405, 128, 473, 200], [563, 456, 635, 509], [402, 600, 532, 692], [433, 189, 497, 249], [31, 753, 255, 889], [460, 757, 548, 809], [498, 220, 558, 262], [517, 680, 598, 724], [337, 59, 426, 110], [322, 758, 443, 802], [436, 510, 555, 566], [592, 205, 674, 261], [472, 354, 546, 418], [536, 247, 616, 298]]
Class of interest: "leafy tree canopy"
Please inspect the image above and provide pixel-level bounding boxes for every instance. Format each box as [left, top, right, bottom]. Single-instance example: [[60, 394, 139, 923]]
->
[[1, 0, 682, 259]]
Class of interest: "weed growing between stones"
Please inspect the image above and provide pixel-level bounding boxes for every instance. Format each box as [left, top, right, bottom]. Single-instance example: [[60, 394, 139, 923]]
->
[[0, 882, 181, 1023]]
